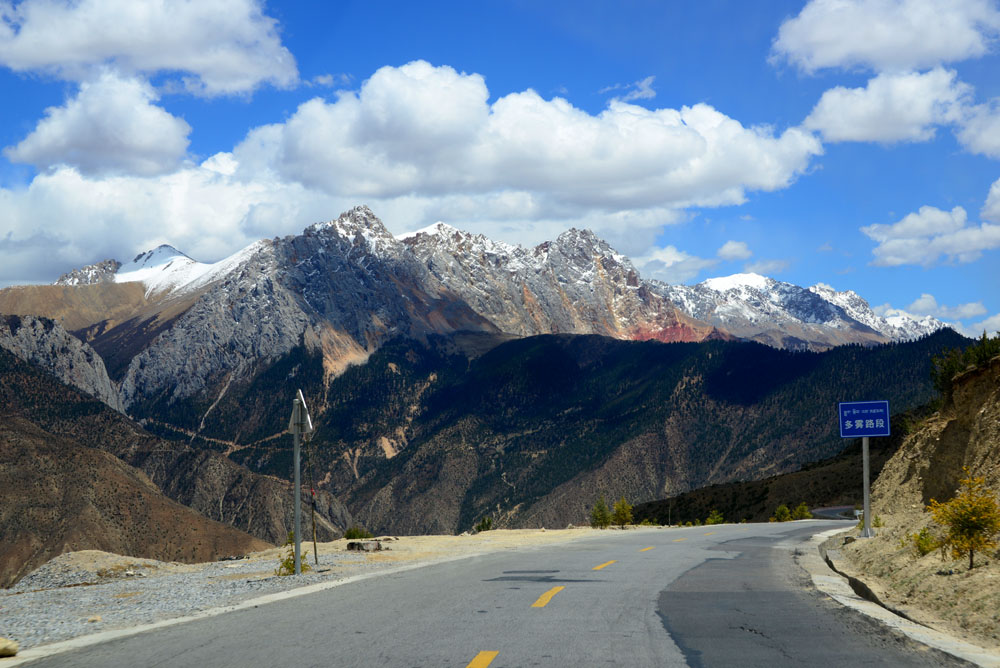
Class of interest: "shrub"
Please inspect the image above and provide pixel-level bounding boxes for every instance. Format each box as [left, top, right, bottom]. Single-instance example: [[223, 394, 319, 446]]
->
[[705, 509, 724, 525], [693, 518, 702, 527], [910, 527, 938, 556], [771, 504, 791, 522], [612, 496, 633, 528], [638, 518, 657, 526], [928, 469, 1000, 569], [791, 503, 812, 520], [344, 526, 373, 540], [590, 495, 612, 529], [475, 516, 493, 532], [275, 531, 311, 576]]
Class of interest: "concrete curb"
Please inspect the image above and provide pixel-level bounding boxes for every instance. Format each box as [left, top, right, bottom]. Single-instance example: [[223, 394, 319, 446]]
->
[[801, 528, 1000, 667]]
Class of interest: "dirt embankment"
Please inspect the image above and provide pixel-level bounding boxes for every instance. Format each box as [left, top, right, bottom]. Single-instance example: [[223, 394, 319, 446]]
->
[[837, 355, 1000, 650]]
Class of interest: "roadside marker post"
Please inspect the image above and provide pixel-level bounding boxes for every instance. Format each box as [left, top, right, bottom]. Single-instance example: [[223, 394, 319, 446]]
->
[[838, 400, 889, 538], [288, 389, 313, 574]]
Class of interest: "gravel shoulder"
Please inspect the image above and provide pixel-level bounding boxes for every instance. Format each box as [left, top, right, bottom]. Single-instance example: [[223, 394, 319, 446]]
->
[[0, 528, 603, 652]]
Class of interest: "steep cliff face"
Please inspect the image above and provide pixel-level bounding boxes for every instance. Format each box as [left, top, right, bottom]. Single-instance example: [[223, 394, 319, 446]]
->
[[0, 314, 123, 412], [872, 354, 1000, 512]]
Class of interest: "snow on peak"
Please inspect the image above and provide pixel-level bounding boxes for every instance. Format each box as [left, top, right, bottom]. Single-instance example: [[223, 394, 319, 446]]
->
[[113, 241, 267, 299], [701, 273, 771, 292], [396, 222, 460, 241]]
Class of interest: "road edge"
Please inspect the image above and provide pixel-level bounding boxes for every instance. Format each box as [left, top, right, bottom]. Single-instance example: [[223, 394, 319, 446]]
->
[[800, 528, 1000, 668]]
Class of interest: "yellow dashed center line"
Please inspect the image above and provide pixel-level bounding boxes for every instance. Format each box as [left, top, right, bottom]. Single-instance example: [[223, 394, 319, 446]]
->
[[593, 560, 617, 570], [466, 650, 499, 667], [640, 546, 655, 552], [672, 538, 687, 542], [532, 585, 565, 608], [703, 531, 716, 536]]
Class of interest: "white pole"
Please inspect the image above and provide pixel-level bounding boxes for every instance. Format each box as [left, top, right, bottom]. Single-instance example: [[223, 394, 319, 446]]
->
[[293, 398, 302, 575], [861, 436, 872, 538]]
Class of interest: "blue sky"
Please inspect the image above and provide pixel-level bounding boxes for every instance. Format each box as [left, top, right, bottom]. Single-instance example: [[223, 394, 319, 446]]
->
[[0, 0, 998, 334]]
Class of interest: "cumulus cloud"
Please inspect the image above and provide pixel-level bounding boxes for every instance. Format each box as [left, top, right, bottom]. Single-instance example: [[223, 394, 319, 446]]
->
[[803, 68, 971, 143], [238, 60, 822, 212], [906, 293, 987, 319], [771, 0, 1000, 74], [745, 259, 790, 275], [984, 177, 1000, 222], [633, 245, 717, 284], [3, 71, 190, 176], [862, 204, 1000, 265], [955, 100, 1000, 158], [0, 0, 297, 95], [717, 240, 752, 260]]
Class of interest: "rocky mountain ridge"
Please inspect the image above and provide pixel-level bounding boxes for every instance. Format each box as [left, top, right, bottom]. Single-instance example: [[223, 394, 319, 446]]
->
[[0, 314, 123, 412]]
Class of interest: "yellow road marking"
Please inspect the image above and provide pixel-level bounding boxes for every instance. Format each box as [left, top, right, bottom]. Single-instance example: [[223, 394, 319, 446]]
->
[[532, 585, 565, 608], [593, 560, 617, 570], [672, 538, 687, 542], [466, 651, 499, 668], [703, 531, 716, 536], [640, 546, 655, 552]]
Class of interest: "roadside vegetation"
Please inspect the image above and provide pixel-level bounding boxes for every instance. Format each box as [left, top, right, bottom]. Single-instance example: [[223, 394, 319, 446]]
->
[[927, 470, 1000, 570]]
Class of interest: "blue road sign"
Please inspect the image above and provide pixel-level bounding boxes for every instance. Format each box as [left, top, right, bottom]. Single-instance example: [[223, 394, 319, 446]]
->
[[839, 400, 890, 438]]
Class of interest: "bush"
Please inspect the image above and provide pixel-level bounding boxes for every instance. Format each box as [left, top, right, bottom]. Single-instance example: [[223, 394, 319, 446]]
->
[[910, 527, 938, 556], [344, 526, 373, 540], [275, 531, 311, 576], [856, 513, 884, 530], [791, 503, 812, 520], [705, 509, 724, 525], [590, 495, 612, 529], [638, 518, 657, 526], [693, 518, 702, 527], [770, 504, 791, 522], [475, 516, 493, 533], [612, 496, 633, 528], [928, 469, 1000, 569]]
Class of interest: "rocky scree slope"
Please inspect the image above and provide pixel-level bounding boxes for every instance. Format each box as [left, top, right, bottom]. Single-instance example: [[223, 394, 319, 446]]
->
[[0, 314, 123, 412]]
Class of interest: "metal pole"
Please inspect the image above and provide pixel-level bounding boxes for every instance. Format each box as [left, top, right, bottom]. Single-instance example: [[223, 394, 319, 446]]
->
[[293, 399, 302, 575], [861, 436, 872, 538]]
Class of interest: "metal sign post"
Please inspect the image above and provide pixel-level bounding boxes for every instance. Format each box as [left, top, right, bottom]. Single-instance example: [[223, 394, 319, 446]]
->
[[288, 389, 313, 574], [838, 400, 889, 539]]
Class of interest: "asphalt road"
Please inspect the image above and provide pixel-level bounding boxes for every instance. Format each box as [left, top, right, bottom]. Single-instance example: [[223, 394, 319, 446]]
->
[[24, 521, 967, 667]]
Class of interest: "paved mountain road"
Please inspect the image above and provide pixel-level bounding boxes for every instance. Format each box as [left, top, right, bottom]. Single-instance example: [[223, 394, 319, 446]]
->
[[23, 521, 966, 667]]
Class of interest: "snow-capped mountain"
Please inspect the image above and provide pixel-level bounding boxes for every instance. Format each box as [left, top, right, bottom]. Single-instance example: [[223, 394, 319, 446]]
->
[[808, 283, 946, 341], [400, 223, 721, 343], [658, 273, 948, 350]]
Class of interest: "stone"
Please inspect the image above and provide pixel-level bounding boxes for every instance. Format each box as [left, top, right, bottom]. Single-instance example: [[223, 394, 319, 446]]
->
[[87, 615, 102, 623], [0, 637, 18, 657], [346, 541, 383, 552]]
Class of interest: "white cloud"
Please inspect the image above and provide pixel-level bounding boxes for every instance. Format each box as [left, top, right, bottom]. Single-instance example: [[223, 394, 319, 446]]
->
[[600, 75, 657, 102], [634, 245, 717, 284], [771, 0, 1000, 74], [3, 71, 190, 176], [745, 259, 790, 275], [239, 60, 822, 212], [862, 204, 1000, 265], [906, 293, 987, 319], [955, 100, 1000, 158], [984, 177, 1000, 222], [0, 0, 297, 95], [803, 68, 971, 143], [717, 240, 752, 260]]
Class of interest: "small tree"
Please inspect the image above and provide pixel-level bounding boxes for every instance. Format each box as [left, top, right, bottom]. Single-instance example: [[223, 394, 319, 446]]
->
[[705, 509, 724, 525], [612, 496, 633, 528], [275, 531, 311, 576], [770, 504, 791, 522], [475, 516, 493, 532], [791, 503, 812, 520], [590, 495, 612, 529], [928, 470, 1000, 570]]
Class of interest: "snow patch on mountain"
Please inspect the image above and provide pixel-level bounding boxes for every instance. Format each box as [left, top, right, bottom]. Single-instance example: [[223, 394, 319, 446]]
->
[[809, 283, 948, 341]]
